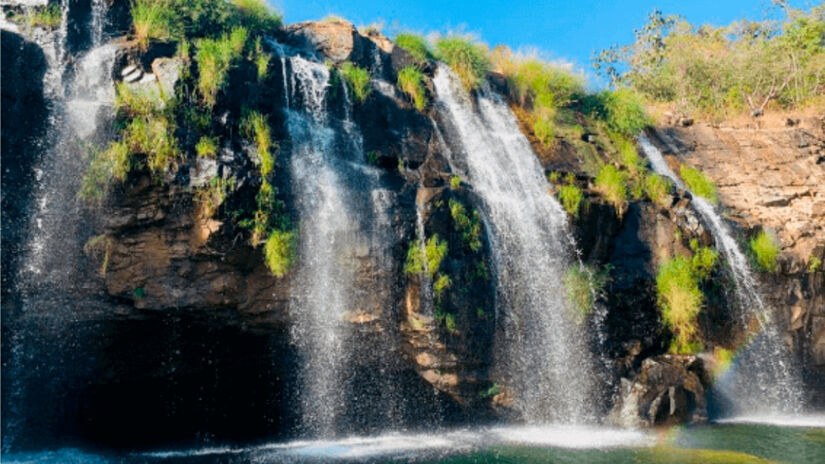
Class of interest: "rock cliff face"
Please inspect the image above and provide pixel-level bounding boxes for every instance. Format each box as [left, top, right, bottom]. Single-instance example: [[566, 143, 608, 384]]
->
[[649, 120, 825, 406], [2, 3, 823, 453]]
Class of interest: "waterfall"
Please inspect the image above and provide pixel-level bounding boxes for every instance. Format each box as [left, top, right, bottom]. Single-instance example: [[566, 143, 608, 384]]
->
[[280, 52, 403, 436], [432, 65, 596, 424], [638, 133, 804, 417]]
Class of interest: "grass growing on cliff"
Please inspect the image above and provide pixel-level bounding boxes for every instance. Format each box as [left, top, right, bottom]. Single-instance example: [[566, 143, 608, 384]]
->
[[264, 229, 296, 277], [253, 37, 270, 81], [680, 165, 718, 204], [435, 36, 491, 91], [644, 173, 673, 208], [449, 199, 483, 252], [241, 110, 274, 177], [79, 142, 131, 204], [656, 242, 718, 354], [121, 116, 180, 173], [395, 33, 432, 66], [197, 175, 235, 217], [231, 0, 282, 32], [339, 62, 372, 102], [750, 230, 780, 273], [565, 265, 609, 324], [405, 235, 448, 278], [22, 3, 62, 30], [195, 27, 248, 107], [132, 0, 178, 50], [557, 184, 584, 218], [195, 136, 219, 158], [397, 66, 428, 111], [114, 82, 165, 118], [595, 164, 628, 215]]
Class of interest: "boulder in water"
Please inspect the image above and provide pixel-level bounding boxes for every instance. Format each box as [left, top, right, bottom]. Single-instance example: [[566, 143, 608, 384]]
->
[[609, 355, 709, 427]]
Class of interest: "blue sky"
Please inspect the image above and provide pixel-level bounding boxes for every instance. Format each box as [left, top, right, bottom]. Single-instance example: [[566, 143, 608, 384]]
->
[[269, 0, 814, 86]]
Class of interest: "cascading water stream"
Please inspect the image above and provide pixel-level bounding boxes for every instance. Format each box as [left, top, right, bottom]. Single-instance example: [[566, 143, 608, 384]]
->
[[432, 65, 596, 423], [638, 133, 804, 417], [278, 50, 404, 437]]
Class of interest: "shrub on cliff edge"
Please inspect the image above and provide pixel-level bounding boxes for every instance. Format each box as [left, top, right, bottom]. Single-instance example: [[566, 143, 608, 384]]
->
[[435, 36, 491, 91]]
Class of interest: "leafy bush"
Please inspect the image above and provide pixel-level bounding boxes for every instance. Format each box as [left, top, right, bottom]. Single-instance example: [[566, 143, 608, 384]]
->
[[241, 110, 273, 177], [195, 136, 219, 158], [264, 229, 296, 277], [680, 165, 718, 204], [339, 61, 372, 102], [449, 175, 462, 189], [557, 184, 583, 218], [809, 256, 822, 274], [195, 27, 248, 107], [750, 230, 780, 273], [598, 87, 650, 137], [405, 234, 448, 278], [594, 7, 825, 117], [595, 164, 628, 214], [79, 142, 131, 204], [132, 0, 177, 50], [449, 199, 483, 252], [644, 173, 673, 207], [565, 265, 610, 324], [397, 66, 428, 111], [231, 0, 281, 33], [395, 33, 432, 66], [435, 36, 491, 91]]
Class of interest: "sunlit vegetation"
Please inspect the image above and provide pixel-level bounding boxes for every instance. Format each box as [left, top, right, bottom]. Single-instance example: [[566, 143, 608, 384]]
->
[[435, 36, 491, 91], [195, 136, 219, 158], [750, 230, 780, 273], [449, 175, 462, 189], [405, 235, 449, 278], [644, 173, 673, 208], [121, 116, 180, 173], [397, 66, 428, 111], [14, 3, 62, 30], [264, 229, 296, 277], [114, 82, 165, 118], [809, 256, 822, 274], [196, 27, 248, 106], [131, 0, 178, 50], [254, 37, 270, 81], [656, 241, 718, 354], [339, 61, 372, 102], [79, 142, 131, 204], [595, 164, 628, 215], [680, 165, 718, 204], [434, 273, 452, 297], [594, 6, 825, 118], [565, 265, 610, 324], [449, 199, 483, 252], [240, 110, 274, 177], [395, 33, 433, 66], [557, 184, 584, 218], [231, 0, 282, 32]]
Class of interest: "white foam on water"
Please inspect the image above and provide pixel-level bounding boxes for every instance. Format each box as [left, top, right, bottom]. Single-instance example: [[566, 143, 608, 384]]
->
[[715, 414, 825, 428], [491, 424, 654, 449]]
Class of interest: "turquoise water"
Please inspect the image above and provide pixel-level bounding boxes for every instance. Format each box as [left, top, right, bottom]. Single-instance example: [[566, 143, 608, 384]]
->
[[4, 422, 824, 463]]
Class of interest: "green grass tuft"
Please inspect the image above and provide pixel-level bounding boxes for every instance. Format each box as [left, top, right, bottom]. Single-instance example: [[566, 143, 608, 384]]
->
[[231, 0, 281, 33], [339, 61, 372, 102], [435, 36, 491, 91], [644, 173, 673, 207], [195, 27, 248, 107], [79, 142, 132, 204], [23, 3, 62, 30], [195, 136, 219, 158], [397, 66, 428, 111], [114, 82, 165, 119], [395, 33, 432, 66], [241, 110, 274, 177], [565, 265, 610, 324], [557, 184, 583, 218], [595, 164, 628, 214], [264, 229, 296, 277], [680, 165, 718, 204], [750, 230, 780, 273], [131, 0, 177, 51], [449, 175, 462, 189]]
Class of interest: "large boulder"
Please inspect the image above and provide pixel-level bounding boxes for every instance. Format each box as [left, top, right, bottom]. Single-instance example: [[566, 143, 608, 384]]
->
[[609, 355, 709, 427]]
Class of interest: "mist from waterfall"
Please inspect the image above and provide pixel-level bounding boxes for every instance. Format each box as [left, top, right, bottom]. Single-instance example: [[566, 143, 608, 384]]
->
[[432, 65, 596, 424], [638, 133, 804, 417]]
